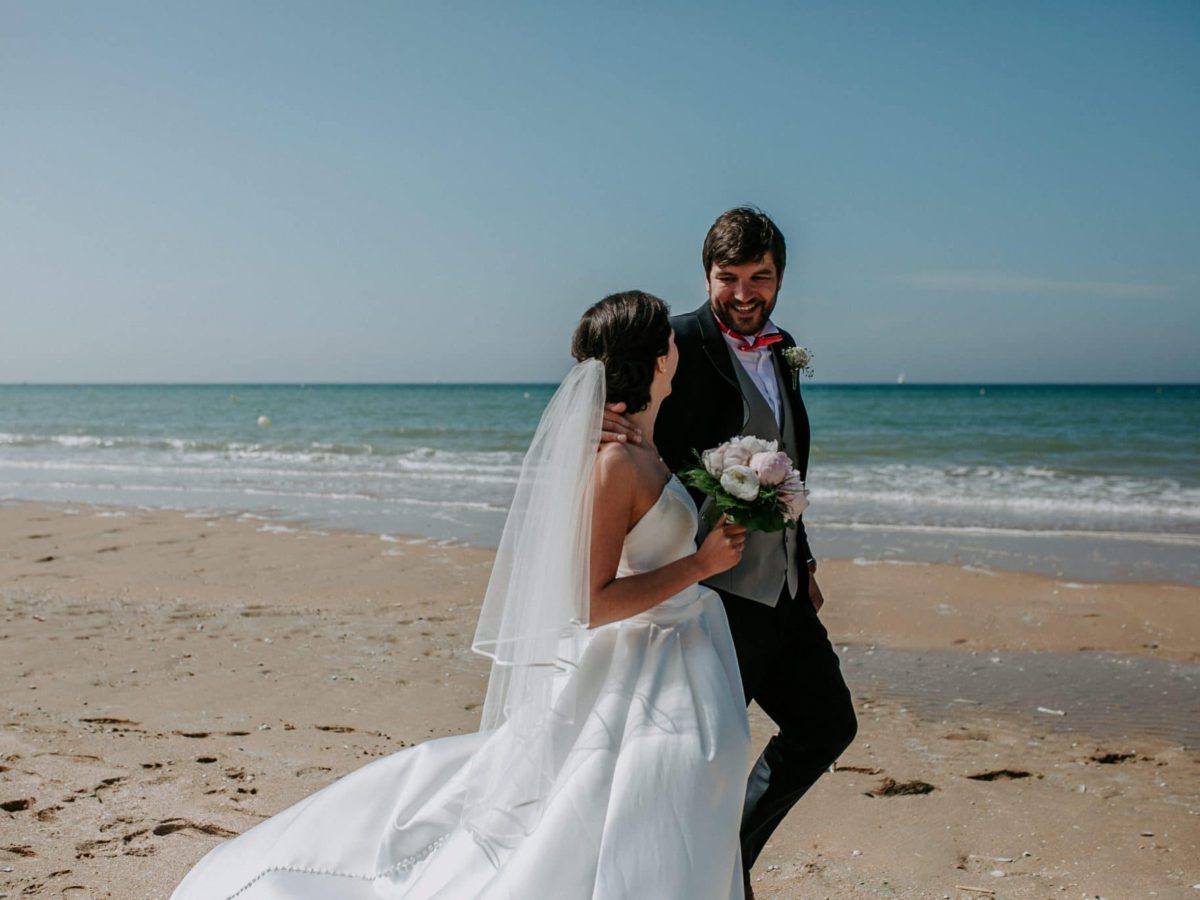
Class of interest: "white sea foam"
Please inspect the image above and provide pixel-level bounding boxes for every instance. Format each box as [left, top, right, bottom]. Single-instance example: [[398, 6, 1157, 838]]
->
[[961, 565, 997, 576], [818, 521, 1200, 546]]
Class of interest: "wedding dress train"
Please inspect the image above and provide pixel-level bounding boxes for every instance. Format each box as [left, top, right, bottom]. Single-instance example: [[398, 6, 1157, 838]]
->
[[172, 476, 750, 899]]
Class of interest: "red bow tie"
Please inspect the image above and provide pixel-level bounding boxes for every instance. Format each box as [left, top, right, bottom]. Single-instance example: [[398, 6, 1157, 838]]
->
[[717, 319, 783, 352]]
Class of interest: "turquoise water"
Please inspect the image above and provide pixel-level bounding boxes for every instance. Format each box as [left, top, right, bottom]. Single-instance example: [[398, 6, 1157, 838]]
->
[[2, 383, 1197, 580]]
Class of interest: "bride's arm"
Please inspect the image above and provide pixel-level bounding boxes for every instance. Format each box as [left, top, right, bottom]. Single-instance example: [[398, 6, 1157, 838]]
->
[[587, 449, 744, 629]]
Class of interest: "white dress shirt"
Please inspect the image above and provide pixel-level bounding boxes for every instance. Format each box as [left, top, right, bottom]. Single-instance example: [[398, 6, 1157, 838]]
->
[[722, 321, 783, 427]]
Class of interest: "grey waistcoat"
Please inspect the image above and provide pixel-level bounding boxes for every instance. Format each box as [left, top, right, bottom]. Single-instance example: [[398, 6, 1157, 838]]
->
[[699, 347, 801, 607]]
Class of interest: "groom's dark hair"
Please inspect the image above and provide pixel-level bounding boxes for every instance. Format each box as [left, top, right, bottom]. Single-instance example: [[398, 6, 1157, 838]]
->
[[572, 290, 671, 414], [702, 206, 787, 277]]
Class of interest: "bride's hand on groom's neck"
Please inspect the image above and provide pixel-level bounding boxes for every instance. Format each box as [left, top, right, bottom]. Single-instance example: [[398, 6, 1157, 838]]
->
[[601, 402, 642, 445]]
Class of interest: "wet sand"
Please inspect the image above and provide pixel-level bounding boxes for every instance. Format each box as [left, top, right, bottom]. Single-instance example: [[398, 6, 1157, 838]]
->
[[1, 502, 1197, 898]]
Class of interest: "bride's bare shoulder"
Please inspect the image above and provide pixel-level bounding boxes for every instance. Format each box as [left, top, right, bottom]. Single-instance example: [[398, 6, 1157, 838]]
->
[[595, 442, 659, 490], [593, 443, 662, 510], [595, 441, 636, 479]]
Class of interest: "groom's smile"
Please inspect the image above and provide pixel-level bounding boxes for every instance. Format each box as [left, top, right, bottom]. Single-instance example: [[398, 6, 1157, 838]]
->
[[706, 253, 781, 336]]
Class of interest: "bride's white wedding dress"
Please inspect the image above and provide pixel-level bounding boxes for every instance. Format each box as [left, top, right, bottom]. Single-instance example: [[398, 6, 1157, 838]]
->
[[172, 476, 750, 899]]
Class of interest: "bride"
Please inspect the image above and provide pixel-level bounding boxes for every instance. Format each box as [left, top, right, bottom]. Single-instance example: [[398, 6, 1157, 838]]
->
[[171, 290, 752, 899]]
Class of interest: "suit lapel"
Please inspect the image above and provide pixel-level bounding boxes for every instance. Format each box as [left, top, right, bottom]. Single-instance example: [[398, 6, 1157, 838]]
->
[[771, 336, 810, 479], [695, 302, 741, 391], [771, 335, 798, 399]]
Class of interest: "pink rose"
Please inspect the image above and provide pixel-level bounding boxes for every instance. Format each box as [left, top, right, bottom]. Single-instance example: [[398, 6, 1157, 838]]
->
[[730, 435, 776, 457], [749, 451, 792, 487], [780, 488, 809, 520], [779, 472, 805, 495]]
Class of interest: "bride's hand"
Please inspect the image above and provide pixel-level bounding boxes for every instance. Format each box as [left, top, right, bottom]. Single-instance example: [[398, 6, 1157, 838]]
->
[[696, 516, 747, 577], [600, 402, 642, 445]]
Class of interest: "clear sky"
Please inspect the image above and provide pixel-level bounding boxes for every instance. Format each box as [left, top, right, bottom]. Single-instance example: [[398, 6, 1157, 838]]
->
[[3, 1, 1197, 383]]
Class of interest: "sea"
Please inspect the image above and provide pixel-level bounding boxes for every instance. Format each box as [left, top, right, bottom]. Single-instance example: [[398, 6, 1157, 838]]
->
[[2, 383, 1198, 584]]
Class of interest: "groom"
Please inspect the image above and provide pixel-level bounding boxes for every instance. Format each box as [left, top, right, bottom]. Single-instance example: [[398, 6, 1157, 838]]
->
[[604, 207, 856, 895]]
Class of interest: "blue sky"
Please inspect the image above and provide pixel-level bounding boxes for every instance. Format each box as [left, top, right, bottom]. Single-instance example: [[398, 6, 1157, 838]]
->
[[2, 1, 1197, 383]]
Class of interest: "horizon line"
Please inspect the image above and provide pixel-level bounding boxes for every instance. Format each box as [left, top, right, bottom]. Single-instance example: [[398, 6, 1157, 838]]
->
[[3, 380, 1197, 388]]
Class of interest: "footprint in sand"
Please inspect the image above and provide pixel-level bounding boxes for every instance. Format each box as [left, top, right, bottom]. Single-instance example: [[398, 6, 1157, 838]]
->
[[75, 836, 116, 858], [1, 798, 33, 812], [153, 819, 237, 838], [967, 768, 1033, 781], [943, 729, 990, 741], [867, 778, 936, 797], [1091, 751, 1137, 764], [834, 764, 883, 775]]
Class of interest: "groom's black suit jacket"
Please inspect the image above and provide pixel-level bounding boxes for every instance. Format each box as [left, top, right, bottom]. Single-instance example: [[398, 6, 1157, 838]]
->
[[656, 302, 814, 570]]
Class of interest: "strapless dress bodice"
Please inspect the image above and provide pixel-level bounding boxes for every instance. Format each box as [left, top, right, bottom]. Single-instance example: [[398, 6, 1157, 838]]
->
[[616, 475, 707, 623]]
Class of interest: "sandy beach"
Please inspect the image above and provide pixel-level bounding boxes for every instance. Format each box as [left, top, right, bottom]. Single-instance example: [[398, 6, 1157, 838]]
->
[[2, 501, 1197, 898]]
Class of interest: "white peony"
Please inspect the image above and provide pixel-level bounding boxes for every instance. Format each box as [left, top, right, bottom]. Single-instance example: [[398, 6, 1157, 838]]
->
[[720, 465, 760, 501]]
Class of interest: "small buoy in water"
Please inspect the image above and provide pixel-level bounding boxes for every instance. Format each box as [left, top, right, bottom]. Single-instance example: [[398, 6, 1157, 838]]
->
[[1156, 386, 1163, 394], [979, 388, 986, 396], [257, 415, 272, 428], [523, 392, 531, 399]]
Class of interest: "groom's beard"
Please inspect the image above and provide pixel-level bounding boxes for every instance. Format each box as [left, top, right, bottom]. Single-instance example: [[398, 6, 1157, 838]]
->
[[710, 295, 778, 336]]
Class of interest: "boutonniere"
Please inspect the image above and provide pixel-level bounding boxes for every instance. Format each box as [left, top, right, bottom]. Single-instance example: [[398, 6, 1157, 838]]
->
[[781, 345, 814, 388]]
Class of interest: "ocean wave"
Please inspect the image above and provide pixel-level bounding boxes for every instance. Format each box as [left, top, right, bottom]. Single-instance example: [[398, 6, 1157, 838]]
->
[[0, 459, 521, 488], [0, 432, 526, 463], [812, 486, 1200, 521], [0, 479, 506, 511], [817, 521, 1200, 546], [4, 445, 1197, 532], [812, 463, 1200, 520]]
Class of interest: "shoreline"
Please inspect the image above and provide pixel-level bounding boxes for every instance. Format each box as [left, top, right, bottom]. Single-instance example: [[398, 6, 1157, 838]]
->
[[2, 500, 1198, 898], [7, 487, 1197, 587], [3, 499, 1196, 662]]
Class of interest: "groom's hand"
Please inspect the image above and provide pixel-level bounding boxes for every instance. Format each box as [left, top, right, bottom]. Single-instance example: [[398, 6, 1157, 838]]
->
[[600, 402, 642, 445], [808, 572, 825, 613]]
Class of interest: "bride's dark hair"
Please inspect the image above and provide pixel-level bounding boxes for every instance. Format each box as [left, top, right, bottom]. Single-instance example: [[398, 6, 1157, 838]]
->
[[571, 290, 671, 414]]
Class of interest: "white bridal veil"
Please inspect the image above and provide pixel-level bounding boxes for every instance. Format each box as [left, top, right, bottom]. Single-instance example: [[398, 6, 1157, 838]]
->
[[463, 359, 605, 860]]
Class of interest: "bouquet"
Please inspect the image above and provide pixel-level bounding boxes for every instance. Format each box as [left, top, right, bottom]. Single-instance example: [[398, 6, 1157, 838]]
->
[[680, 436, 809, 532]]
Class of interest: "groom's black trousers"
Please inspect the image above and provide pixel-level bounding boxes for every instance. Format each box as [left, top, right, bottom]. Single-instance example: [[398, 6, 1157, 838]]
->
[[718, 583, 857, 869]]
